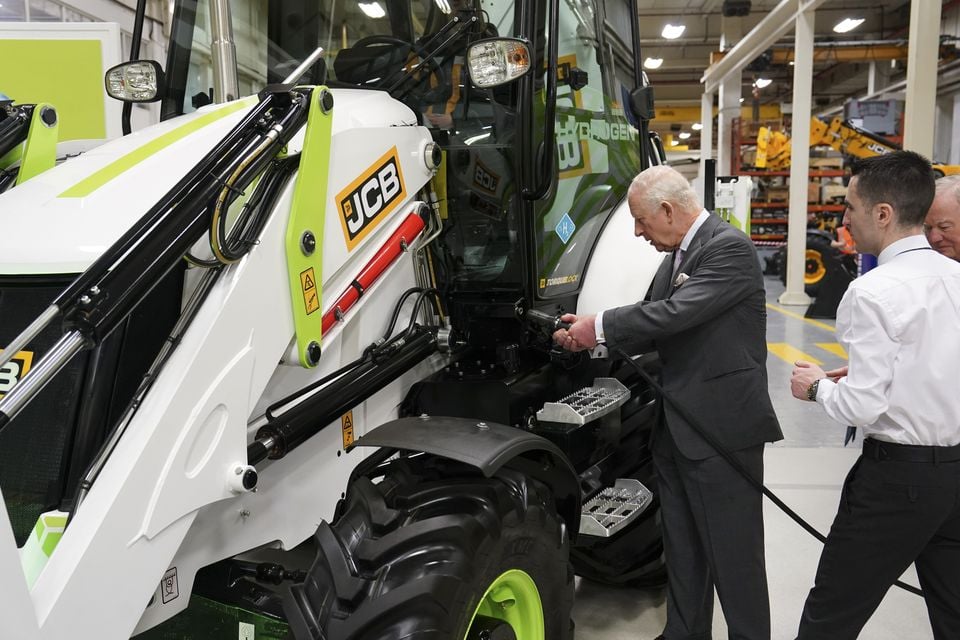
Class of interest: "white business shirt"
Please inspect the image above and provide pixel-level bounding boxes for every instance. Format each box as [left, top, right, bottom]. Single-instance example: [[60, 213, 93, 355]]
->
[[816, 234, 960, 446], [595, 210, 711, 342]]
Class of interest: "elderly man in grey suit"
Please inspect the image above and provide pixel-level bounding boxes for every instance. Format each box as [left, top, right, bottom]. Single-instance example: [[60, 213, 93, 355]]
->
[[555, 165, 782, 640]]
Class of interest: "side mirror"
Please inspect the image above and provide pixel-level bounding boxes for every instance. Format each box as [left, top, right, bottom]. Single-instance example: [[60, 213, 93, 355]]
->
[[466, 38, 531, 89], [105, 60, 165, 103]]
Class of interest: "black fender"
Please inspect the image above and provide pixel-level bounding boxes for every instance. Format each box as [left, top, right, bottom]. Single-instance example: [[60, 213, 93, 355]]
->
[[351, 415, 583, 538]]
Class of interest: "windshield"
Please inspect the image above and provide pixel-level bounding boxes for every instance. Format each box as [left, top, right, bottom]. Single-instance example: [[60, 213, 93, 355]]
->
[[169, 0, 516, 111]]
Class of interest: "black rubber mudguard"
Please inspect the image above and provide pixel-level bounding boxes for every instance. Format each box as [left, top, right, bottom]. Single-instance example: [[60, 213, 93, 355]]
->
[[352, 415, 583, 536]]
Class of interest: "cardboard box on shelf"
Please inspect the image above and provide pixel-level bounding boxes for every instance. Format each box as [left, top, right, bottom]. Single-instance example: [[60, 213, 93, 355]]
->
[[808, 181, 820, 203], [809, 157, 844, 170], [766, 186, 789, 201], [821, 184, 847, 203]]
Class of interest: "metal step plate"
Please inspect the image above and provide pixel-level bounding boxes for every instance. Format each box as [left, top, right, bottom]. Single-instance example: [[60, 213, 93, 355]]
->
[[536, 377, 630, 426], [580, 478, 654, 538]]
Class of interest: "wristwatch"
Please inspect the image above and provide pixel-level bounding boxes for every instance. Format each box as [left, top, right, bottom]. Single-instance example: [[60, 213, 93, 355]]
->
[[806, 378, 822, 402]]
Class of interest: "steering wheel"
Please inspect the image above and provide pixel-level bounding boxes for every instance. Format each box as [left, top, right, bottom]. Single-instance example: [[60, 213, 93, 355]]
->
[[351, 34, 448, 99]]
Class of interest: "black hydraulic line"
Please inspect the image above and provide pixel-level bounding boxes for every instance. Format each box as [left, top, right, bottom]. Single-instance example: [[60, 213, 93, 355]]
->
[[53, 91, 287, 317], [610, 345, 924, 598], [214, 156, 299, 262], [59, 91, 308, 344], [249, 328, 438, 465], [122, 0, 149, 136], [69, 101, 307, 344], [0, 104, 33, 159], [0, 171, 14, 192], [263, 286, 438, 423]]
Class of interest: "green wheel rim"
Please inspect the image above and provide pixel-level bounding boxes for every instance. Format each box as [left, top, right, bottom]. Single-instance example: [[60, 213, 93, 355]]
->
[[465, 569, 544, 640]]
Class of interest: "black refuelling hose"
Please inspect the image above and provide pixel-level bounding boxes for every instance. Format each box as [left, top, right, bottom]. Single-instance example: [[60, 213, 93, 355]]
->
[[609, 344, 923, 598]]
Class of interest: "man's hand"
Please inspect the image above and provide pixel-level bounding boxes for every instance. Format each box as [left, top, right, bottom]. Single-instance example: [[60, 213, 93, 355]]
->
[[790, 360, 827, 401], [553, 313, 598, 352], [823, 365, 848, 382]]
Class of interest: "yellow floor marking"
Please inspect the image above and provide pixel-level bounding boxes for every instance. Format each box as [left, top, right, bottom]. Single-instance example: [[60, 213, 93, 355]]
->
[[766, 303, 837, 333], [816, 342, 848, 359], [767, 342, 823, 365]]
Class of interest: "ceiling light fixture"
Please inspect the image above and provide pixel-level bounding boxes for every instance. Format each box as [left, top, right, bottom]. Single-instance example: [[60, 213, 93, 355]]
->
[[833, 18, 864, 33], [692, 122, 703, 131], [669, 139, 680, 146], [359, 1, 386, 17], [754, 77, 772, 89], [739, 97, 744, 103], [661, 23, 685, 39], [643, 57, 664, 70], [679, 132, 691, 140]]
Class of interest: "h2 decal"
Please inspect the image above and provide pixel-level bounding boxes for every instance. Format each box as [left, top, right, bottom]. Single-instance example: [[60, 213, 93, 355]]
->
[[336, 147, 407, 249]]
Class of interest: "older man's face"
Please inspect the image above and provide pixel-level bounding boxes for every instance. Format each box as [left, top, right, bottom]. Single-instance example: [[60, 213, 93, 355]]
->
[[924, 191, 960, 260], [630, 199, 681, 252]]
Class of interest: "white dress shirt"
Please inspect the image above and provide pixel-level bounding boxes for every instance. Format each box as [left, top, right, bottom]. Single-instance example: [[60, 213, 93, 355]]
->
[[596, 210, 711, 342], [816, 234, 960, 446]]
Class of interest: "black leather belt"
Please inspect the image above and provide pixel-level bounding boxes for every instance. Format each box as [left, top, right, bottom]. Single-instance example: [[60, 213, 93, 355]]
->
[[864, 438, 960, 463]]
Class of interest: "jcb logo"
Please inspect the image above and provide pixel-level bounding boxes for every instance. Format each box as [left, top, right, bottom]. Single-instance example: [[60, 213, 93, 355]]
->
[[473, 160, 500, 194], [0, 349, 33, 399], [337, 148, 407, 249]]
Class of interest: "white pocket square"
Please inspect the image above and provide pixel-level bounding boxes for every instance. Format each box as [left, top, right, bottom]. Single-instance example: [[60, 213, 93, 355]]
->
[[673, 272, 689, 287]]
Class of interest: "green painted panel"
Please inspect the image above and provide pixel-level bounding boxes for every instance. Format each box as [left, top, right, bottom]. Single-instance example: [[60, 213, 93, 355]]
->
[[0, 40, 105, 141], [286, 88, 333, 367], [16, 103, 59, 184]]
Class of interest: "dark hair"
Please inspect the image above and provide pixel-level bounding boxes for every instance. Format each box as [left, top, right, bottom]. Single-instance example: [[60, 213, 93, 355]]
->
[[850, 151, 935, 228]]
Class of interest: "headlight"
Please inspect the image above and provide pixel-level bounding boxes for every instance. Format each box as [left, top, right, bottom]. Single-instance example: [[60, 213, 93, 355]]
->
[[466, 38, 531, 89]]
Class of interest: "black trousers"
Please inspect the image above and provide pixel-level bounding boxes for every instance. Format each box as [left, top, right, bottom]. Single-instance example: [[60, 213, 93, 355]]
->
[[654, 428, 770, 640], [797, 451, 960, 639]]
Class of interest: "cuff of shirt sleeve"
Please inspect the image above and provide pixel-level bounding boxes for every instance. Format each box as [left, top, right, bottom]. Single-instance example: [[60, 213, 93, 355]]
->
[[595, 311, 606, 343], [816, 378, 836, 403]]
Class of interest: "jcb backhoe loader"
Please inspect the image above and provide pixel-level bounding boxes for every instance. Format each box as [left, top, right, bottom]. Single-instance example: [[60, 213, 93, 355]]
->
[[0, 0, 667, 637]]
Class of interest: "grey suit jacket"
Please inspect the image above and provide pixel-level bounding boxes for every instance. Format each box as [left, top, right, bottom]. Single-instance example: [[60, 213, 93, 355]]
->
[[604, 214, 783, 460]]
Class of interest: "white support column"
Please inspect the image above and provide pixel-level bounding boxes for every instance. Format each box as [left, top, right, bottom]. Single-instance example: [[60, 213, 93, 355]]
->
[[903, 1, 942, 157], [716, 16, 743, 176], [867, 61, 878, 96], [699, 90, 715, 186], [779, 5, 814, 306]]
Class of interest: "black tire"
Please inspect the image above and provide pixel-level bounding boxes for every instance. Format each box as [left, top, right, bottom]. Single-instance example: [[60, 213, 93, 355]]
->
[[776, 233, 838, 297], [284, 455, 574, 640]]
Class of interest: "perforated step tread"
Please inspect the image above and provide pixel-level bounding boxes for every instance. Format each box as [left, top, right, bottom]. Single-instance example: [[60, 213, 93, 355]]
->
[[580, 478, 653, 537], [536, 377, 630, 426]]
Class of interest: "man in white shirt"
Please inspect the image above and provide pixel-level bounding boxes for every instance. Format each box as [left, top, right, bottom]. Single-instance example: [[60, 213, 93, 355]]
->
[[556, 166, 782, 640], [790, 151, 960, 640], [924, 174, 960, 261]]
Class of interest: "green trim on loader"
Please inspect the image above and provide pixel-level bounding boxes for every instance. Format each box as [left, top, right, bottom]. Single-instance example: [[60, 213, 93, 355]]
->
[[15, 103, 59, 185], [20, 510, 68, 587], [285, 87, 333, 367]]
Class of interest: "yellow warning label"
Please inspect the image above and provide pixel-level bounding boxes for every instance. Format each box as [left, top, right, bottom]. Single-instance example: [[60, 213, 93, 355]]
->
[[300, 267, 319, 315], [341, 411, 355, 449], [0, 349, 33, 400]]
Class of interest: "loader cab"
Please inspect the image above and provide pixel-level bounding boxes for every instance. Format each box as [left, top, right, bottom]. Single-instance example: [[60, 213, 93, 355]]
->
[[159, 0, 647, 327]]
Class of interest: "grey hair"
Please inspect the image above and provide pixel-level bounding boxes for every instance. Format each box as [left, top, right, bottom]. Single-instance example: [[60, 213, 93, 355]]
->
[[935, 174, 960, 207], [627, 165, 701, 212]]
